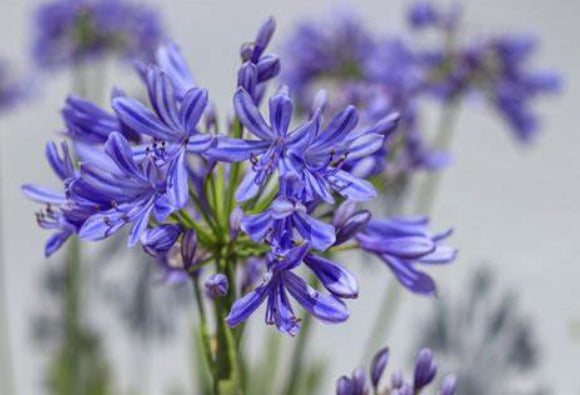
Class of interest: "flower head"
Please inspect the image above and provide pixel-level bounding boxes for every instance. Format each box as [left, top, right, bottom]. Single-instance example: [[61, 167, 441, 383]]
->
[[33, 0, 163, 69]]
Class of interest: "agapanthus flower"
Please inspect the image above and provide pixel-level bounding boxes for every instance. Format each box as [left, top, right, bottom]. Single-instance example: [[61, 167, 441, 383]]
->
[[22, 141, 91, 256], [226, 242, 356, 336], [113, 66, 213, 207], [337, 345, 456, 395], [33, 0, 163, 69], [74, 132, 177, 246], [412, 2, 561, 142], [241, 175, 336, 251], [282, 9, 445, 181], [357, 216, 456, 295], [208, 86, 317, 201]]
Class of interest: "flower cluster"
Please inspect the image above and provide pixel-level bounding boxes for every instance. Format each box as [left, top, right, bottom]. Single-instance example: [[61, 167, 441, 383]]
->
[[24, 17, 455, 335], [337, 346, 456, 395], [410, 2, 561, 142], [32, 0, 163, 69], [282, 3, 561, 182]]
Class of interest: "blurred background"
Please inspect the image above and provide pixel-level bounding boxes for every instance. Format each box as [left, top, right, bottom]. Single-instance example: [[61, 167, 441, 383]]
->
[[1, 0, 579, 394]]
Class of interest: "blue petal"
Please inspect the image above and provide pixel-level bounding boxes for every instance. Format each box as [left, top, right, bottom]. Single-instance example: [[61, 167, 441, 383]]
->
[[156, 42, 196, 96], [146, 67, 181, 130], [328, 170, 376, 201], [22, 184, 66, 204], [304, 254, 358, 298], [233, 87, 274, 141], [357, 234, 435, 258], [45, 141, 75, 181], [167, 150, 189, 209], [293, 212, 336, 251], [45, 230, 73, 258], [381, 255, 436, 296], [186, 133, 214, 154], [206, 136, 270, 162], [235, 168, 261, 202], [276, 242, 311, 271], [128, 203, 154, 247], [104, 132, 144, 180], [113, 96, 174, 141], [283, 271, 349, 323], [240, 211, 273, 242], [419, 245, 457, 264], [266, 276, 300, 336], [270, 198, 295, 219], [180, 87, 208, 135], [226, 277, 271, 327], [313, 105, 358, 149], [347, 133, 385, 160], [268, 91, 293, 136]]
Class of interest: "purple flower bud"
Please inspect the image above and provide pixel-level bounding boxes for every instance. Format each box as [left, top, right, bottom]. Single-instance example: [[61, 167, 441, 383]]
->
[[180, 229, 197, 270], [370, 347, 389, 388], [141, 224, 181, 256], [413, 348, 437, 390], [336, 375, 353, 395], [351, 367, 369, 395], [256, 54, 281, 83], [391, 368, 404, 389], [204, 273, 229, 298], [241, 257, 266, 293], [237, 62, 258, 97], [439, 375, 457, 395], [229, 206, 244, 240], [333, 200, 357, 228], [335, 210, 371, 245], [253, 16, 276, 62], [240, 42, 254, 62]]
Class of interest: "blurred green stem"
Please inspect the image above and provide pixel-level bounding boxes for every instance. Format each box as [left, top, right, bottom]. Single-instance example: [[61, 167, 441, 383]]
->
[[361, 99, 461, 363]]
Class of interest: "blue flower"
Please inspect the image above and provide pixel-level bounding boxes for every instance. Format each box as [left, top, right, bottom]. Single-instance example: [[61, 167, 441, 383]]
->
[[240, 175, 336, 251], [357, 216, 456, 295], [22, 141, 93, 256], [0, 61, 28, 112], [113, 65, 213, 208], [75, 132, 175, 246], [208, 87, 316, 201], [33, 0, 163, 69], [225, 242, 356, 335], [291, 104, 395, 203]]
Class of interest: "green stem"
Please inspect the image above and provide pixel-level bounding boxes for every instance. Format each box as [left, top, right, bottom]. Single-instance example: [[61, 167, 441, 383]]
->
[[191, 274, 215, 380], [63, 237, 82, 394], [414, 100, 460, 215]]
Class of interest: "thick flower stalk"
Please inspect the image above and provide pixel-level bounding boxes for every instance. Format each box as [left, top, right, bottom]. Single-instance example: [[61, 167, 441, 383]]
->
[[23, 16, 457, 394]]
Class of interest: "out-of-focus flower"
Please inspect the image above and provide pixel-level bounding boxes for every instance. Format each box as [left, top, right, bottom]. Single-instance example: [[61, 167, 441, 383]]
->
[[32, 0, 163, 69]]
